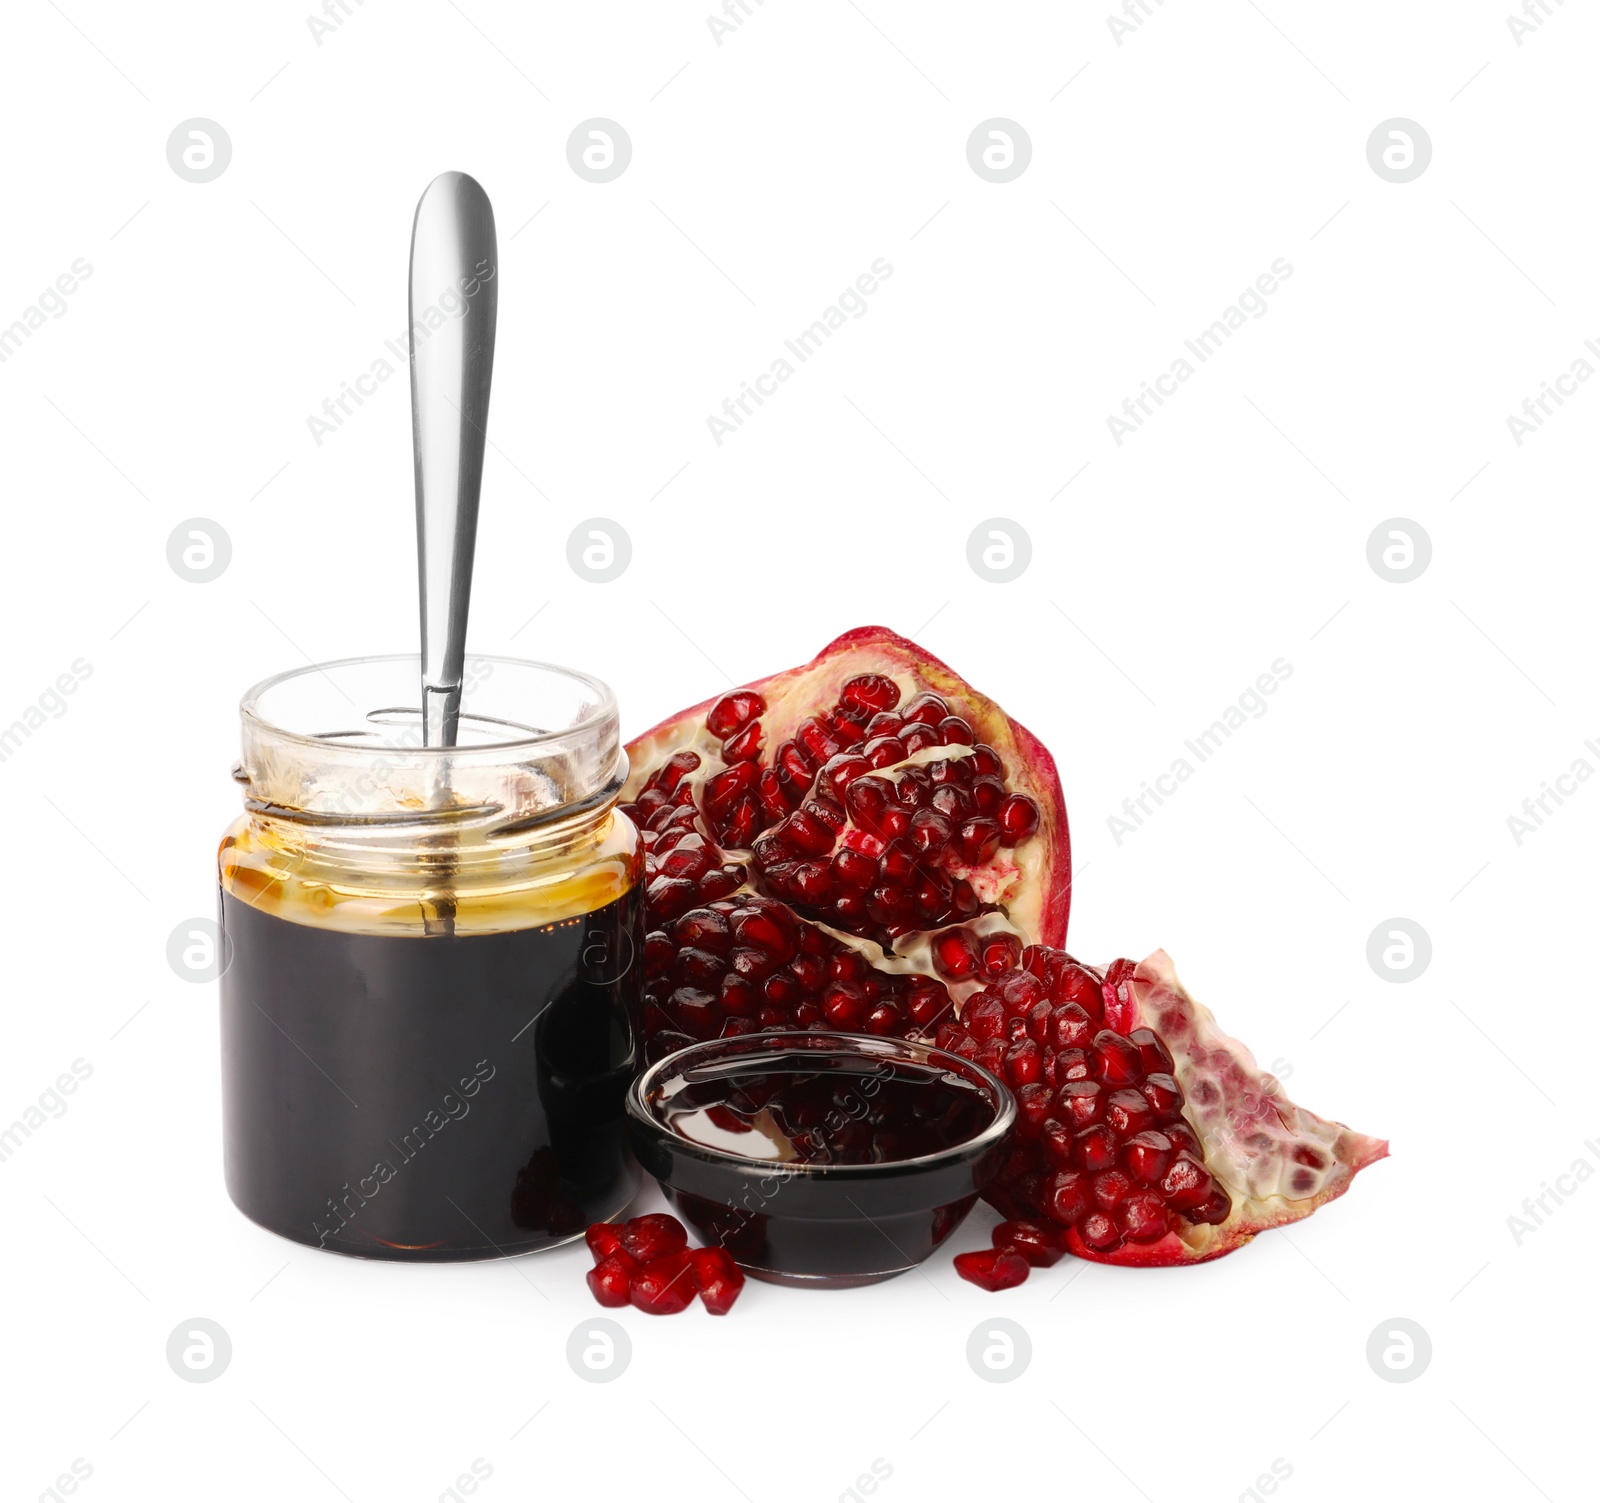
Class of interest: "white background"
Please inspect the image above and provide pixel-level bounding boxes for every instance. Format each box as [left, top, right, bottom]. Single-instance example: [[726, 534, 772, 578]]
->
[[1, 2, 1593, 1500]]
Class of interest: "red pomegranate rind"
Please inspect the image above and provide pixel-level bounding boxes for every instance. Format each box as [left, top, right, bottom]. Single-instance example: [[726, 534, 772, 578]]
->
[[1076, 949, 1388, 1267], [623, 626, 1069, 949]]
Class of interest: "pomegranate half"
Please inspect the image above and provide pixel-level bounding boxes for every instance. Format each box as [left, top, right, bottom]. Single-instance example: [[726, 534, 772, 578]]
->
[[623, 627, 1069, 1059]]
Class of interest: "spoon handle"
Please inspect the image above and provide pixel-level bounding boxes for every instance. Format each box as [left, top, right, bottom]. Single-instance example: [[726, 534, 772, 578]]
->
[[408, 171, 498, 748]]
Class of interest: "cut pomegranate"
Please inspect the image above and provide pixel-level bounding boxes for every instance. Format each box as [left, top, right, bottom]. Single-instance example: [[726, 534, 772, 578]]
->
[[953, 1246, 1031, 1291], [623, 628, 1069, 1057], [936, 945, 1386, 1267]]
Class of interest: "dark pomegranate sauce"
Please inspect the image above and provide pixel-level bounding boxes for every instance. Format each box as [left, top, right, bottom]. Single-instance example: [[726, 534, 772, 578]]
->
[[659, 1054, 996, 1166]]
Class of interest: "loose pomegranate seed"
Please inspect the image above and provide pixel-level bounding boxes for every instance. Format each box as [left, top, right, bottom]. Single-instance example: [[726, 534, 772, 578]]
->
[[993, 1220, 1068, 1267], [586, 1253, 638, 1307], [689, 1246, 746, 1315], [585, 1223, 624, 1262], [953, 1247, 1030, 1291], [618, 1213, 689, 1264], [631, 1252, 697, 1314]]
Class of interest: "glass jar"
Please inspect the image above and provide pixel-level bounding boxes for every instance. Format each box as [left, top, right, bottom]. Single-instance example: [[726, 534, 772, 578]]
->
[[217, 654, 644, 1261]]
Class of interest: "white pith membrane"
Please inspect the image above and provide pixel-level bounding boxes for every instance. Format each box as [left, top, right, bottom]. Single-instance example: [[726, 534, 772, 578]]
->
[[1111, 950, 1389, 1260]]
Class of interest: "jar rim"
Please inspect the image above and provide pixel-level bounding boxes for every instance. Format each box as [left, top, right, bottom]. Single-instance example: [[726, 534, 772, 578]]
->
[[239, 652, 620, 756]]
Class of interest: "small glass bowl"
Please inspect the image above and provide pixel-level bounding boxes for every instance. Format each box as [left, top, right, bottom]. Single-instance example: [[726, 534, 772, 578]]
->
[[625, 1032, 1015, 1288]]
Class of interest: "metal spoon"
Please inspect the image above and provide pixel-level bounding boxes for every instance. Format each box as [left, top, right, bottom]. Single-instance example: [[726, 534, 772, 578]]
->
[[409, 171, 498, 750]]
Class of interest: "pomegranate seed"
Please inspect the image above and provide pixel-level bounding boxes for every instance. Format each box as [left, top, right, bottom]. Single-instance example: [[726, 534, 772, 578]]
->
[[910, 808, 953, 855], [963, 995, 1006, 1042], [821, 753, 871, 799], [953, 1247, 1030, 1292], [979, 933, 1023, 980], [931, 785, 973, 821], [902, 724, 939, 754], [864, 735, 907, 768], [864, 1002, 902, 1034], [706, 691, 765, 739], [1005, 1040, 1042, 1086], [1092, 1031, 1144, 1086], [1104, 1088, 1154, 1136], [1055, 1048, 1092, 1083], [676, 947, 725, 986], [994, 1220, 1068, 1267], [1074, 1125, 1117, 1172], [585, 1223, 624, 1262], [586, 1252, 638, 1307], [1185, 1185, 1233, 1226], [938, 716, 975, 745], [1015, 1083, 1055, 1140], [1078, 1212, 1122, 1252], [1128, 1027, 1175, 1075], [1159, 1153, 1214, 1212], [1140, 1073, 1183, 1117], [895, 766, 932, 808], [933, 928, 981, 979], [619, 1213, 689, 1264], [997, 793, 1040, 844], [631, 1252, 697, 1314], [721, 720, 764, 762], [999, 971, 1046, 1012], [1120, 1192, 1168, 1243], [954, 817, 1002, 865], [1057, 1079, 1104, 1128], [1041, 1121, 1074, 1170], [1048, 1002, 1094, 1049], [1162, 1120, 1202, 1158], [1120, 1130, 1173, 1186], [720, 974, 759, 1015], [970, 776, 1004, 815], [1091, 1169, 1133, 1211], [831, 847, 876, 889], [840, 673, 900, 715], [689, 1246, 745, 1315], [1025, 999, 1053, 1043], [1044, 1169, 1089, 1222], [864, 712, 904, 737], [901, 692, 947, 726], [669, 987, 720, 1039]]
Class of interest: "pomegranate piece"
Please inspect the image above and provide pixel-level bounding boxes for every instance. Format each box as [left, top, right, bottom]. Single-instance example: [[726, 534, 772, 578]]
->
[[622, 628, 1070, 1054], [689, 1246, 746, 1315], [585, 1222, 624, 1262], [944, 945, 1387, 1267], [953, 1247, 1031, 1291]]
